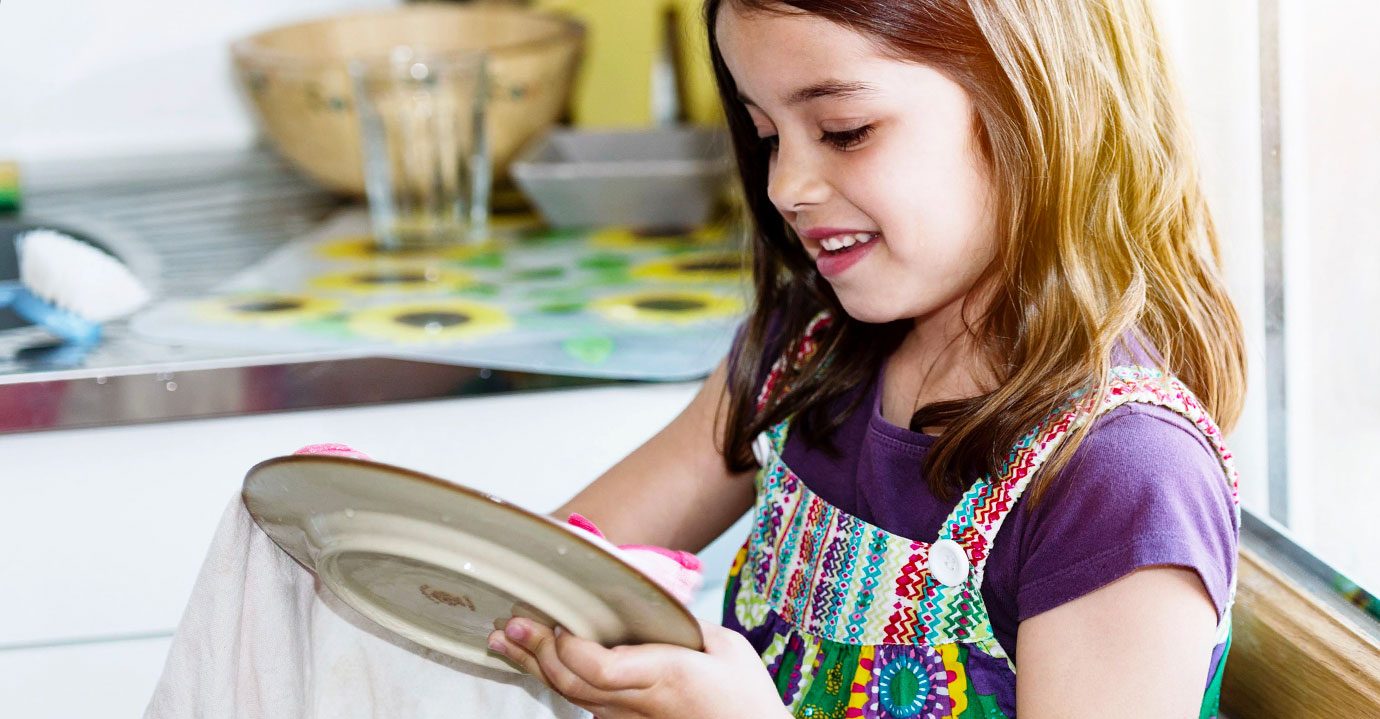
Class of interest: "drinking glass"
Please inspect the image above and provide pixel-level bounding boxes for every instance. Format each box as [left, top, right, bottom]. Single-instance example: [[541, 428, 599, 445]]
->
[[350, 47, 490, 250]]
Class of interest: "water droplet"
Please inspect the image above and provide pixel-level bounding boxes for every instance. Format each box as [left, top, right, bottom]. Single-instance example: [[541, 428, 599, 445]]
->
[[463, 562, 473, 572], [165, 381, 178, 391], [344, 509, 356, 518], [479, 368, 492, 379], [95, 376, 107, 385], [556, 545, 568, 556]]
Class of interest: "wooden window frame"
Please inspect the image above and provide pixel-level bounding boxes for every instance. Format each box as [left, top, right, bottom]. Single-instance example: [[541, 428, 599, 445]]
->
[[1223, 510, 1380, 717]]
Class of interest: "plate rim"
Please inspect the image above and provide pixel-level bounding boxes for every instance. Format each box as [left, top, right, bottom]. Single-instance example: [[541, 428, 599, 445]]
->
[[242, 453, 705, 651]]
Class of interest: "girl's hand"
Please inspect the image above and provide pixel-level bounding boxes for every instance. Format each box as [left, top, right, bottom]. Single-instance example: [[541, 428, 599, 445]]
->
[[488, 617, 789, 719]]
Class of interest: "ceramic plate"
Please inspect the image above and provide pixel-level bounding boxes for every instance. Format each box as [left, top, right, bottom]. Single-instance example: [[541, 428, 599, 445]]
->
[[243, 455, 704, 673]]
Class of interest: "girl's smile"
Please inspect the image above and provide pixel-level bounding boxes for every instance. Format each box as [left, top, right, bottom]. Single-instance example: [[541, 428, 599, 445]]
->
[[809, 231, 882, 277], [797, 226, 882, 276]]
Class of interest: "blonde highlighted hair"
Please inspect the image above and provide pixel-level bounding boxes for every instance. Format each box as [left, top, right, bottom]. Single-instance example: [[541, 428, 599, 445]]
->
[[709, 0, 1247, 503]]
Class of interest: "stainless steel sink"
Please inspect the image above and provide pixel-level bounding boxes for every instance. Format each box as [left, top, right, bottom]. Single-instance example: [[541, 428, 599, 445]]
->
[[0, 148, 626, 434]]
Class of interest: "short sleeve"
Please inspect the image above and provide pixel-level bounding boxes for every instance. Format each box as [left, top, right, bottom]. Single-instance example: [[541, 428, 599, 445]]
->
[[1012, 403, 1239, 624]]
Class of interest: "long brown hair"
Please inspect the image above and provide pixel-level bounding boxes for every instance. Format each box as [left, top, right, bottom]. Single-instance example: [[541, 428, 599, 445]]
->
[[710, 0, 1248, 504]]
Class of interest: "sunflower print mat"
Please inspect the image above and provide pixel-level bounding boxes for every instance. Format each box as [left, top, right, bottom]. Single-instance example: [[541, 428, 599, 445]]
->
[[130, 210, 751, 381]]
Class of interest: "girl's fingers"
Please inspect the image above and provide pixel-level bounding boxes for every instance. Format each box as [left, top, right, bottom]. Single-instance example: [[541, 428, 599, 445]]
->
[[488, 628, 546, 682], [498, 619, 606, 705], [553, 627, 660, 691]]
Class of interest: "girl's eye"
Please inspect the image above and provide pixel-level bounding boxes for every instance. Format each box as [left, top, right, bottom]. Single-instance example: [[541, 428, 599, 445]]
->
[[756, 126, 874, 153], [820, 124, 875, 151]]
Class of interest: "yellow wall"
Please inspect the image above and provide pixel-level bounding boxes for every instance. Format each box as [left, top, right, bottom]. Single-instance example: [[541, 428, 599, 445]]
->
[[533, 0, 723, 127]]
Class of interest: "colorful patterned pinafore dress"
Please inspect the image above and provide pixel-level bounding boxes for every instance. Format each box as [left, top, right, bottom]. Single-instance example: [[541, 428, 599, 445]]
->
[[722, 312, 1240, 718]]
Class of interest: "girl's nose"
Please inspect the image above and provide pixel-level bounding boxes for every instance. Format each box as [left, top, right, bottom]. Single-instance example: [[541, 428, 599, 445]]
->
[[767, 139, 831, 213]]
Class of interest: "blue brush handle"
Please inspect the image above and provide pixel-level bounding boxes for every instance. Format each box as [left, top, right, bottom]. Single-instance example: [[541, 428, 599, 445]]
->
[[9, 287, 102, 344], [0, 279, 20, 306]]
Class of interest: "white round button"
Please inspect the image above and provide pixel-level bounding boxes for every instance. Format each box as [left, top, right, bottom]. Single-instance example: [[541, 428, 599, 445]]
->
[[751, 432, 773, 466], [929, 539, 970, 587]]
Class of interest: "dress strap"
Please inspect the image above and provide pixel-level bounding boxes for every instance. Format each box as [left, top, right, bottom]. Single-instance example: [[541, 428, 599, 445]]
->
[[939, 365, 1242, 591], [752, 310, 834, 415], [746, 311, 834, 463]]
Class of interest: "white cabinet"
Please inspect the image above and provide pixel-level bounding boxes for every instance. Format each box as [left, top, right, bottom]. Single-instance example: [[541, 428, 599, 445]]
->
[[0, 380, 750, 717], [0, 636, 174, 718]]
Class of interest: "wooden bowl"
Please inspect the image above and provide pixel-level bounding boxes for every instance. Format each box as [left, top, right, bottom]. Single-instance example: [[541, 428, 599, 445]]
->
[[231, 3, 583, 196]]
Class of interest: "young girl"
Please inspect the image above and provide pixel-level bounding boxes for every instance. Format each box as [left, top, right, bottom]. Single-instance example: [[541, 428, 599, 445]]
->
[[488, 0, 1246, 717]]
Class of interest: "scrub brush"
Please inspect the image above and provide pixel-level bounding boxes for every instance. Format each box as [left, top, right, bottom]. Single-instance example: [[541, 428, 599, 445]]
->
[[0, 228, 151, 344]]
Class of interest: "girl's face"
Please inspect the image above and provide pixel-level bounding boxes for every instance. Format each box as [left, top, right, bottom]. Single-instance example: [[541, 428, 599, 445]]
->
[[716, 4, 999, 326]]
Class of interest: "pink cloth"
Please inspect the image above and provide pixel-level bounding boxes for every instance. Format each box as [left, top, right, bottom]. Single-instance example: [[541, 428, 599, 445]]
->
[[293, 443, 374, 461], [565, 513, 703, 605], [291, 444, 704, 606]]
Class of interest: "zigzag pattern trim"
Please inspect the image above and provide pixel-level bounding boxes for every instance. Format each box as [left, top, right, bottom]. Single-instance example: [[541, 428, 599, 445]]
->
[[753, 311, 834, 414]]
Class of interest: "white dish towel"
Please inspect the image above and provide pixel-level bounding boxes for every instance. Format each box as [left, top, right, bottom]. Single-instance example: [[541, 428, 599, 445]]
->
[[145, 496, 591, 719]]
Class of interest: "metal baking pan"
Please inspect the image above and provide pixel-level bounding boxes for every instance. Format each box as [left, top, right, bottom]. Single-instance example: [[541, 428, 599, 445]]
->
[[510, 126, 731, 229]]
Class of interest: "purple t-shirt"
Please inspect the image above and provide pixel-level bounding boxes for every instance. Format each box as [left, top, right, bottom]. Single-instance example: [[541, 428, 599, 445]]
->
[[728, 320, 1239, 665]]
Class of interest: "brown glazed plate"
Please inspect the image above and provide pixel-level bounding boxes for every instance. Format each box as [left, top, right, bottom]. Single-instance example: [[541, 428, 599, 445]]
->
[[243, 454, 704, 673]]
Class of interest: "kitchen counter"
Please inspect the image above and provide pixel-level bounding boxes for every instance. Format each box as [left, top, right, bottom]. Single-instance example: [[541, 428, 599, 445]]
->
[[0, 147, 626, 434], [0, 150, 727, 716]]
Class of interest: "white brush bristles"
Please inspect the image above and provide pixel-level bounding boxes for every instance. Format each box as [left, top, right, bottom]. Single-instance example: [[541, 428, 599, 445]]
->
[[17, 229, 151, 323]]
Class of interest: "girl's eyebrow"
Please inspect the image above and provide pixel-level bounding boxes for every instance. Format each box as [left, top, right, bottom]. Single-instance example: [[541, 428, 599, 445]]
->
[[738, 80, 878, 108]]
